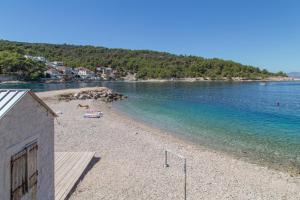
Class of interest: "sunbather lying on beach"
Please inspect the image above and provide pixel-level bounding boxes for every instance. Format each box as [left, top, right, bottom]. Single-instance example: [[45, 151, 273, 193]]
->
[[77, 104, 90, 109]]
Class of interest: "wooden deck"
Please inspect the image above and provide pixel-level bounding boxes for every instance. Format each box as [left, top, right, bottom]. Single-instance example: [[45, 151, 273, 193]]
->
[[55, 152, 95, 200]]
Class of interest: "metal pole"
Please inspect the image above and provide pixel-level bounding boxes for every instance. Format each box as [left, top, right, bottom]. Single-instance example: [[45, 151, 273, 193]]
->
[[164, 150, 187, 200], [183, 158, 187, 200], [164, 150, 169, 167]]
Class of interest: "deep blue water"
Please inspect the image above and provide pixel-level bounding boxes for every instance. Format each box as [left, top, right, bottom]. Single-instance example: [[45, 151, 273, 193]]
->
[[2, 81, 300, 170]]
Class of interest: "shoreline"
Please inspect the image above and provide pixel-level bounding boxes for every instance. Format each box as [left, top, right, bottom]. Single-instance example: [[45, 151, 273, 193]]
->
[[1, 77, 299, 85], [37, 87, 300, 199], [112, 102, 300, 176], [39, 86, 300, 175], [123, 77, 298, 82]]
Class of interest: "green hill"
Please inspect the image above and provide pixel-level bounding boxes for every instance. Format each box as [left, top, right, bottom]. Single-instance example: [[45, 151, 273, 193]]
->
[[0, 39, 286, 81]]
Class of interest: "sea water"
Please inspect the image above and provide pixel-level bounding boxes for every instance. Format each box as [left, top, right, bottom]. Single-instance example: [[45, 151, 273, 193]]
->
[[2, 81, 300, 171]]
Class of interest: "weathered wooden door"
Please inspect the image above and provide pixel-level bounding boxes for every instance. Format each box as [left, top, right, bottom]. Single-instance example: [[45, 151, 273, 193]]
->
[[27, 143, 38, 200], [11, 142, 38, 200], [11, 149, 27, 200]]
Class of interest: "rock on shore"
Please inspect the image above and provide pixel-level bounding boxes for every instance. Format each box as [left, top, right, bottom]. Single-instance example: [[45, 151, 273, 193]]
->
[[57, 87, 127, 102]]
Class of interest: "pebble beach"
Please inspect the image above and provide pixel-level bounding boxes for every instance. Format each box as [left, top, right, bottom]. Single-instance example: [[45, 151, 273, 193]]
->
[[38, 87, 300, 200]]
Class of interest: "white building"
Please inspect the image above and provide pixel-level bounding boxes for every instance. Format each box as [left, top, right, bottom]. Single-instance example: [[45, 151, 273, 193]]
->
[[0, 89, 57, 200], [47, 61, 64, 68], [96, 67, 114, 80], [77, 67, 95, 79], [24, 55, 47, 63], [96, 66, 112, 75], [77, 67, 89, 76], [33, 56, 47, 63]]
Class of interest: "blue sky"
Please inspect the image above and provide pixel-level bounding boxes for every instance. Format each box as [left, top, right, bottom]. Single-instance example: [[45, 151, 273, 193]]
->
[[0, 0, 299, 72]]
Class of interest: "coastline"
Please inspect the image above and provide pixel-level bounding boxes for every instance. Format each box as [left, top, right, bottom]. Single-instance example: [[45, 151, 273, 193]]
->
[[38, 87, 300, 199], [1, 76, 299, 85], [112, 101, 300, 175], [38, 86, 300, 175], [122, 76, 298, 82]]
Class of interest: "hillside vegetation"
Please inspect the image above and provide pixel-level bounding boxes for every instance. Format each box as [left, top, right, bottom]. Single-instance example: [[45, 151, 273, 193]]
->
[[0, 40, 286, 80], [0, 50, 45, 80]]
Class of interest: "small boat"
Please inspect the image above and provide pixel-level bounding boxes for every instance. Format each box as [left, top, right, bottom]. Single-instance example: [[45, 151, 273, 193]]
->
[[84, 111, 103, 118]]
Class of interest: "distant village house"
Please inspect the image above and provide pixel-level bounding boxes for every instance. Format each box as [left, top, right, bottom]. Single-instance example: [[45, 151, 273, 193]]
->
[[24, 55, 120, 81], [96, 66, 116, 80], [77, 67, 96, 79], [24, 55, 47, 63], [47, 61, 64, 68]]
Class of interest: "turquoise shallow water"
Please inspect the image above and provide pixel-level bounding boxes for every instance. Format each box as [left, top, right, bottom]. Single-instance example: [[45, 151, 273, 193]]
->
[[2, 81, 300, 171], [111, 81, 300, 171]]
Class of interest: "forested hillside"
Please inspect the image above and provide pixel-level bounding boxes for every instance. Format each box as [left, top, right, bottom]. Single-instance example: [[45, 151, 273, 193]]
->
[[0, 50, 45, 80], [0, 40, 286, 80]]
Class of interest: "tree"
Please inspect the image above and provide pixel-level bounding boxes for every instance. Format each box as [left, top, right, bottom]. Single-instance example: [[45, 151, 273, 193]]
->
[[0, 39, 285, 80], [0, 50, 45, 80]]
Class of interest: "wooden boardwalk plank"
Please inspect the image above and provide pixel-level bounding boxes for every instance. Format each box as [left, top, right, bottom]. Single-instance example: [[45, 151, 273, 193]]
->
[[55, 153, 83, 188], [54, 152, 95, 200], [55, 152, 70, 168], [56, 153, 94, 199], [55, 153, 80, 184]]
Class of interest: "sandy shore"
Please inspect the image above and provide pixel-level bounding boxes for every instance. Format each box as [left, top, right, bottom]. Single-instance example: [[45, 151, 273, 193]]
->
[[38, 88, 300, 200]]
